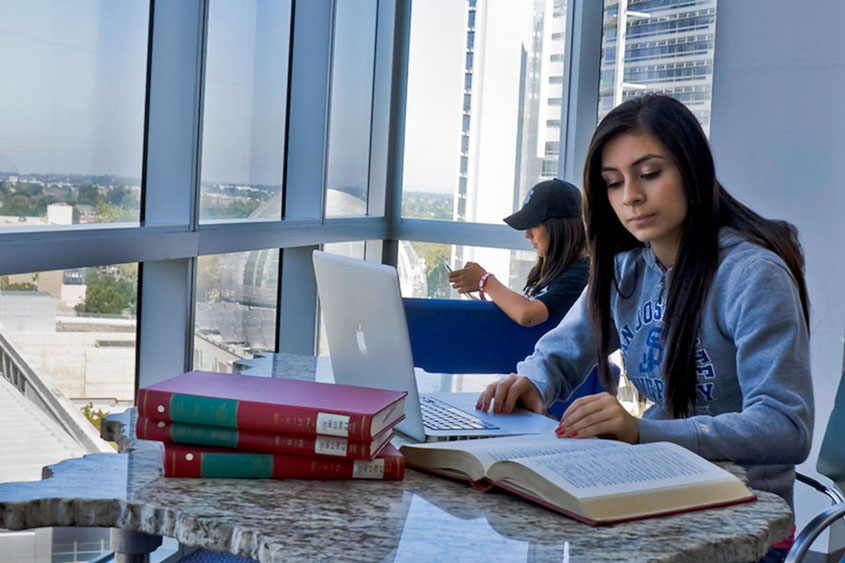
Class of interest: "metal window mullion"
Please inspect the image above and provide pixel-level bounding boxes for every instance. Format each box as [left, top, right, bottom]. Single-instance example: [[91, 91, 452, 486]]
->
[[396, 219, 527, 251], [278, 0, 334, 354], [368, 0, 411, 265], [559, 0, 603, 185], [137, 0, 207, 387], [197, 218, 389, 256]]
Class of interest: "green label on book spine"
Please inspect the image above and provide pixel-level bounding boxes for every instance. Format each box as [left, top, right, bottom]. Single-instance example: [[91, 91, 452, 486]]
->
[[171, 423, 239, 449], [169, 394, 239, 427], [202, 453, 273, 478]]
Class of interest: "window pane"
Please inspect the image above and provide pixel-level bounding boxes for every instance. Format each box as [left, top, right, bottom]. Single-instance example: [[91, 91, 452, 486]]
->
[[199, 0, 292, 222], [0, 1, 148, 227], [194, 250, 279, 371], [325, 0, 378, 218], [403, 1, 569, 224], [398, 242, 533, 300], [0, 263, 136, 559], [1, 264, 138, 409], [598, 0, 718, 134]]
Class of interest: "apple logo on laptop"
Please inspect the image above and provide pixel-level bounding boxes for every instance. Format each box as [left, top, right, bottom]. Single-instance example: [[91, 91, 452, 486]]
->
[[355, 322, 368, 355]]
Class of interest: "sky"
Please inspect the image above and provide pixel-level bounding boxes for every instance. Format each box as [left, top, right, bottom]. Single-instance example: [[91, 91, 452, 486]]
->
[[401, 0, 466, 194], [0, 0, 491, 193], [0, 0, 148, 179]]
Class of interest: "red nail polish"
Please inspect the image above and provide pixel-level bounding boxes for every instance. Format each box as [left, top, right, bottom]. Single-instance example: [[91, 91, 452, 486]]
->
[[571, 431, 578, 437]]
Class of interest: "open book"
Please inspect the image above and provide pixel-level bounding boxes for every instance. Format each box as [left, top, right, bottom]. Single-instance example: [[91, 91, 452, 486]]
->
[[399, 433, 754, 526]]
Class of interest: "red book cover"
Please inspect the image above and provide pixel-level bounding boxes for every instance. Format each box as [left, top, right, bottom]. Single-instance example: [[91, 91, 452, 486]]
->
[[137, 416, 397, 461], [136, 371, 406, 441], [162, 442, 405, 480]]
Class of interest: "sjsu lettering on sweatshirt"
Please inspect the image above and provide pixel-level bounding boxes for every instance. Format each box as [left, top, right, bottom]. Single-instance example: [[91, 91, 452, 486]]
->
[[619, 298, 717, 407]]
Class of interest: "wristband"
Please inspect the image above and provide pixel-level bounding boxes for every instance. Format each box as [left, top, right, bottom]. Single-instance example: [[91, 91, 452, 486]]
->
[[478, 272, 493, 295]]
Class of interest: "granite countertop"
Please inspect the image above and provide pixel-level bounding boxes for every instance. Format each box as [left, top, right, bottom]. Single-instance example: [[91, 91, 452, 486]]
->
[[0, 354, 794, 562]]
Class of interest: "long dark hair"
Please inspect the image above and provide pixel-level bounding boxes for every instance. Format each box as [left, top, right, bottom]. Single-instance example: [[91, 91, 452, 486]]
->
[[524, 217, 587, 297], [583, 94, 810, 418]]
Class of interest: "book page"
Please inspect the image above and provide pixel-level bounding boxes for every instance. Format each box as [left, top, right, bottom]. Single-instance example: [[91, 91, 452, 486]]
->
[[409, 432, 626, 474], [514, 442, 737, 499]]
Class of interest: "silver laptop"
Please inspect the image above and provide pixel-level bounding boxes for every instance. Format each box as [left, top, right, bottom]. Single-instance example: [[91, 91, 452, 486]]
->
[[312, 250, 558, 442]]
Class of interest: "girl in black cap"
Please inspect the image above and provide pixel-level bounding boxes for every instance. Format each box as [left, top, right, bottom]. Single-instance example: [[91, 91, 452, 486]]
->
[[448, 178, 588, 327]]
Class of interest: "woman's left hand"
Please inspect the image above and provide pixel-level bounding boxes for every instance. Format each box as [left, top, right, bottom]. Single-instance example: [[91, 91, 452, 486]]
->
[[448, 262, 486, 294], [556, 392, 640, 444]]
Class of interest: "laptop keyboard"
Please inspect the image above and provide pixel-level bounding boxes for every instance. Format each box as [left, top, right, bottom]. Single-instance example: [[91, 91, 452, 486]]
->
[[420, 395, 500, 431]]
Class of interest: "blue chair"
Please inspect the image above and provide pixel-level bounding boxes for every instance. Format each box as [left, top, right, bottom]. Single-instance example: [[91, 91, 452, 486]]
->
[[403, 298, 604, 417], [786, 350, 845, 562]]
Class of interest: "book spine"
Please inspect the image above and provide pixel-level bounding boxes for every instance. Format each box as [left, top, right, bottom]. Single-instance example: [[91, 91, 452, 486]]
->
[[137, 388, 375, 440], [162, 445, 405, 480], [137, 417, 389, 461]]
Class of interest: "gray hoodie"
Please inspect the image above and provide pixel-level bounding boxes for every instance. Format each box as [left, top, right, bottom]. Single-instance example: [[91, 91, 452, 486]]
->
[[517, 228, 813, 509]]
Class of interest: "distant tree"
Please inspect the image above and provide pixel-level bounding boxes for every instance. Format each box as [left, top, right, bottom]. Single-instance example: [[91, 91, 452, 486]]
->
[[201, 198, 262, 219], [76, 271, 136, 315], [411, 242, 452, 298], [33, 194, 57, 215], [81, 402, 117, 450], [402, 192, 454, 220], [77, 183, 101, 206], [426, 245, 451, 298], [197, 255, 223, 302], [106, 186, 131, 207], [6, 193, 34, 216], [20, 182, 43, 196], [0, 275, 35, 291], [118, 263, 138, 280], [226, 199, 262, 218], [94, 201, 123, 223]]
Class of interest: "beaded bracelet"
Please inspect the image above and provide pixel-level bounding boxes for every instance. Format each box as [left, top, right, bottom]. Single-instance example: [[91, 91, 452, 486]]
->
[[478, 272, 493, 296]]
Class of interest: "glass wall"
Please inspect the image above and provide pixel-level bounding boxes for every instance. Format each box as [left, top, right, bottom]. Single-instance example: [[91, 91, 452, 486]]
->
[[0, 1, 148, 227], [402, 0, 570, 224], [0, 0, 691, 559], [0, 262, 137, 560], [0, 263, 137, 415], [194, 250, 279, 371], [324, 0, 378, 218], [398, 242, 535, 300], [199, 0, 292, 222], [597, 0, 718, 133], [401, 0, 569, 295]]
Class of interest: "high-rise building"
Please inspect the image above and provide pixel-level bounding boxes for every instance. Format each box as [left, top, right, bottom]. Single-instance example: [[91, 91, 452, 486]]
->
[[453, 0, 717, 290], [598, 0, 718, 133], [453, 0, 567, 286]]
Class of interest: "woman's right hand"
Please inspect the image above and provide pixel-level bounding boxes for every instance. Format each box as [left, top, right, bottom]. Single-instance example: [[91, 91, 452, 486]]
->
[[448, 261, 486, 294], [476, 374, 546, 415]]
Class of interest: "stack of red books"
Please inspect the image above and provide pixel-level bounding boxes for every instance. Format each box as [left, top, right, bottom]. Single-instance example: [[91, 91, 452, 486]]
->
[[135, 371, 407, 481]]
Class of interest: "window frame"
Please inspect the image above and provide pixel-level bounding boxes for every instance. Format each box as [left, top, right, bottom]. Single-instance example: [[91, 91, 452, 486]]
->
[[0, 0, 604, 391]]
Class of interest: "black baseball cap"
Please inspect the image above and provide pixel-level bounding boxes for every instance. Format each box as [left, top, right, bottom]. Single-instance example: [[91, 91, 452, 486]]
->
[[503, 178, 582, 230]]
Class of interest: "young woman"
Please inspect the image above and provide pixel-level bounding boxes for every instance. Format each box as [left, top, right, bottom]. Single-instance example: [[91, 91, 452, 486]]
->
[[448, 178, 588, 327], [476, 95, 812, 554]]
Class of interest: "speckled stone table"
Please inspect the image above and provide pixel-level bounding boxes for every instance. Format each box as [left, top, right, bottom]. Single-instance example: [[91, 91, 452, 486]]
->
[[0, 354, 794, 562]]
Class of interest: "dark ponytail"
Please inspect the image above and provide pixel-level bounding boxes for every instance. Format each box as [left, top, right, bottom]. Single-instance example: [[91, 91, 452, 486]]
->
[[524, 217, 587, 297]]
